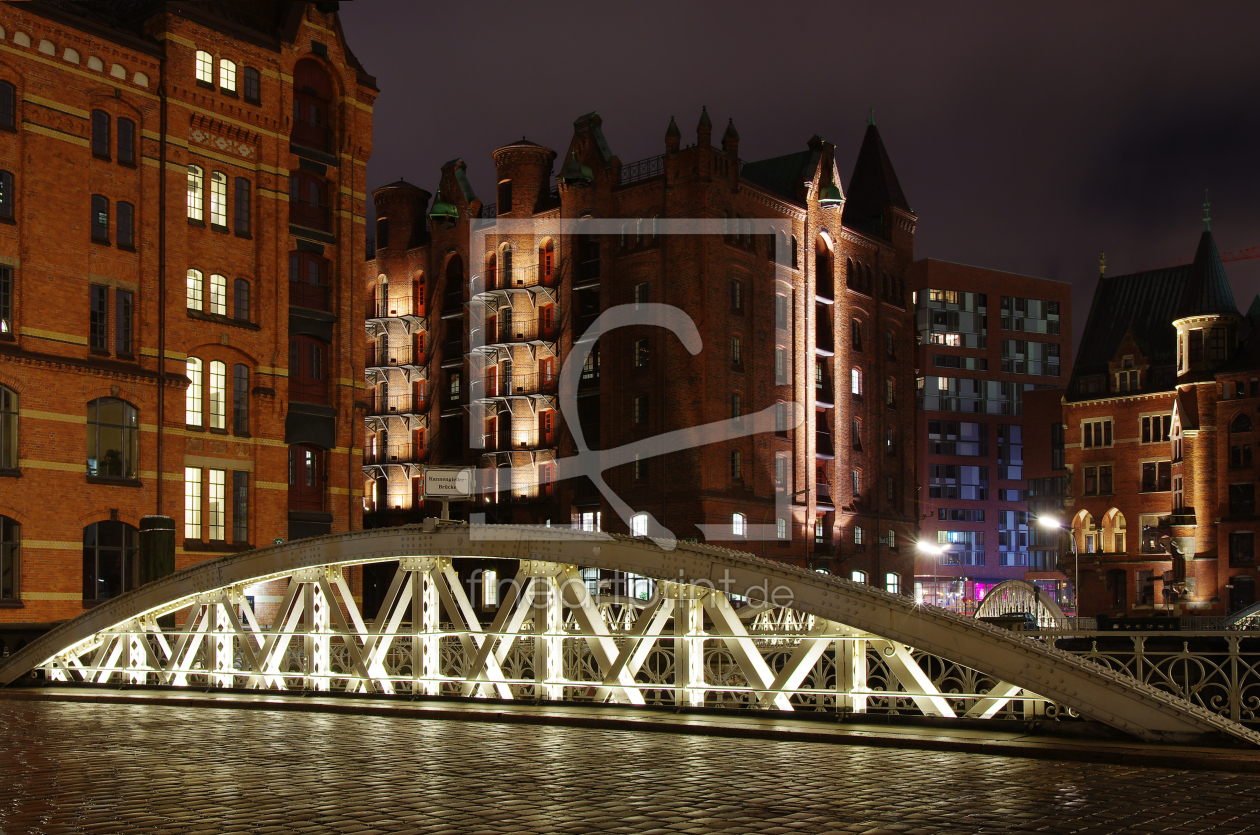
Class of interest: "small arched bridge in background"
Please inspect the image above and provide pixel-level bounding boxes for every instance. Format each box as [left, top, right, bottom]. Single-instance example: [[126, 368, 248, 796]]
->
[[1, 522, 1256, 747]]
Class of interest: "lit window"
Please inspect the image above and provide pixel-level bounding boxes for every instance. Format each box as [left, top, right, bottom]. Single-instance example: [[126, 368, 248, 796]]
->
[[851, 570, 867, 584], [854, 526, 863, 545], [185, 467, 202, 539], [210, 172, 227, 227], [195, 50, 214, 84], [219, 59, 236, 92], [210, 273, 227, 315], [776, 517, 788, 539], [187, 165, 204, 220], [732, 512, 746, 536], [208, 361, 226, 429], [851, 368, 862, 394], [187, 269, 203, 310], [885, 573, 900, 594], [630, 512, 649, 537], [86, 398, 138, 479], [887, 529, 896, 549], [580, 567, 600, 598], [185, 357, 203, 425], [208, 469, 225, 540], [483, 568, 498, 607]]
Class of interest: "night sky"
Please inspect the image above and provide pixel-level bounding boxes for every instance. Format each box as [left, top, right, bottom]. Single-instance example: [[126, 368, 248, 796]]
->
[[339, 0, 1260, 347]]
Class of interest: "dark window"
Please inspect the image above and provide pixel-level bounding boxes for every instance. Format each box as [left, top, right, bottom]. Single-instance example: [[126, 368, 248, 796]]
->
[[289, 335, 328, 404], [0, 385, 16, 470], [1230, 532, 1255, 567], [852, 320, 862, 351], [0, 514, 17, 601], [498, 181, 512, 214], [0, 81, 13, 130], [1189, 329, 1203, 364], [1230, 484, 1256, 518], [91, 110, 110, 158], [233, 279, 250, 321], [243, 67, 261, 104], [117, 118, 135, 165], [634, 395, 648, 425], [117, 202, 134, 248], [233, 471, 249, 542], [288, 251, 329, 311], [89, 285, 108, 350], [1141, 461, 1172, 492], [288, 444, 325, 512], [87, 397, 138, 479], [234, 177, 251, 236], [731, 279, 743, 312], [291, 58, 332, 152], [375, 216, 389, 248], [0, 265, 13, 335], [91, 195, 109, 242], [233, 364, 249, 434], [115, 289, 133, 355], [288, 171, 328, 231], [790, 235, 798, 269], [0, 170, 12, 220], [82, 521, 138, 601]]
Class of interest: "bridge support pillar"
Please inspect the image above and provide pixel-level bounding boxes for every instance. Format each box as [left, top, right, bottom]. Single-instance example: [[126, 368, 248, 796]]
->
[[837, 636, 867, 714], [668, 582, 705, 707]]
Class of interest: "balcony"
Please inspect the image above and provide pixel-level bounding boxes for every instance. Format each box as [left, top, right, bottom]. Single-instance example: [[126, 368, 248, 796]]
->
[[483, 318, 555, 346], [816, 482, 835, 508], [476, 263, 558, 293], [367, 395, 425, 417], [815, 380, 835, 408], [442, 292, 465, 319], [364, 444, 426, 465], [441, 339, 464, 368], [575, 258, 601, 288], [291, 118, 332, 154], [477, 371, 557, 398], [816, 431, 835, 459], [290, 280, 330, 312], [289, 198, 330, 232]]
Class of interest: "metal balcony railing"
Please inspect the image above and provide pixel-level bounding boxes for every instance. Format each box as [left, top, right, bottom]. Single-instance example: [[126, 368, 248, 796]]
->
[[372, 346, 416, 367], [478, 263, 559, 292], [816, 431, 835, 457], [364, 444, 426, 465], [289, 198, 330, 232], [485, 319, 553, 344], [290, 280, 329, 311], [477, 371, 558, 397], [442, 292, 464, 317], [367, 395, 424, 416], [368, 296, 420, 318], [576, 258, 601, 285], [291, 118, 332, 153], [619, 154, 664, 184]]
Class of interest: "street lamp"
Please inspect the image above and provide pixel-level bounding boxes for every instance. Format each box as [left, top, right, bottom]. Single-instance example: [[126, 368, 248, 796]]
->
[[1038, 515, 1078, 619], [915, 540, 950, 608]]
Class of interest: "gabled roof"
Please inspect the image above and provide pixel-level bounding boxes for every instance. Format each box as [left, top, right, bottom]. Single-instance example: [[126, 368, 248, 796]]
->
[[842, 122, 910, 237], [1175, 230, 1239, 320], [740, 148, 820, 204], [1067, 264, 1190, 400]]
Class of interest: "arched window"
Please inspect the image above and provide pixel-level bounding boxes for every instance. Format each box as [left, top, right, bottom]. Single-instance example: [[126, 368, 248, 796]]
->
[[208, 360, 226, 429], [0, 514, 18, 601], [630, 512, 649, 537], [209, 273, 227, 315], [209, 172, 227, 228], [83, 520, 138, 601], [243, 66, 261, 104], [0, 170, 13, 220], [731, 392, 741, 422], [636, 217, 643, 245], [195, 50, 214, 85], [90, 195, 109, 242], [0, 81, 15, 131], [185, 357, 203, 425], [91, 109, 110, 158], [187, 165, 204, 221], [501, 244, 513, 285], [539, 239, 555, 286], [289, 443, 325, 511], [117, 117, 135, 165], [289, 251, 328, 311], [885, 329, 896, 358], [732, 512, 746, 537], [86, 397, 138, 479], [1231, 413, 1253, 433], [651, 214, 659, 241], [885, 573, 901, 594], [233, 364, 249, 435], [0, 385, 16, 469], [731, 449, 742, 480], [851, 570, 867, 584], [851, 319, 863, 351], [851, 367, 862, 395], [187, 268, 203, 310], [219, 58, 237, 92], [233, 278, 250, 320], [292, 57, 333, 152]]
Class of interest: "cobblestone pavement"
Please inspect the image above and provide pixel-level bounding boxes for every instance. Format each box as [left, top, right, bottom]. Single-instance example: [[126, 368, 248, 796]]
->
[[2, 700, 1259, 835]]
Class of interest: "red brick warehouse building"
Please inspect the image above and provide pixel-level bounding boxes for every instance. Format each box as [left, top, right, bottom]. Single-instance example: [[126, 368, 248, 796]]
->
[[363, 111, 920, 598], [1064, 214, 1260, 617], [0, 1, 374, 640], [910, 261, 1073, 612]]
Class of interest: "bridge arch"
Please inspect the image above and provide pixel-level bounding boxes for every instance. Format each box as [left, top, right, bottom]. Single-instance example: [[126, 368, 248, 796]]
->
[[0, 522, 1254, 746], [975, 579, 1066, 628]]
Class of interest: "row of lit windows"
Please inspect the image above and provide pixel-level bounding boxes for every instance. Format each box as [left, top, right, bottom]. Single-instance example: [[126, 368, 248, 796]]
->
[[184, 467, 249, 543], [194, 50, 261, 104], [187, 268, 251, 321], [186, 166, 251, 235], [185, 359, 250, 434]]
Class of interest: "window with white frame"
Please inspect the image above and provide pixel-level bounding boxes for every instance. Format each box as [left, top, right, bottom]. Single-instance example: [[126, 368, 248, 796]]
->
[[210, 172, 227, 227], [854, 526, 863, 545], [851, 570, 867, 584], [885, 573, 901, 594], [208, 469, 225, 540], [776, 517, 788, 539], [185, 358, 203, 425], [187, 268, 203, 310], [219, 59, 237, 92], [775, 453, 789, 490], [184, 467, 202, 538], [187, 165, 204, 220], [195, 51, 213, 84], [575, 510, 601, 532], [624, 572, 653, 600], [732, 512, 746, 537], [630, 512, 649, 537], [209, 273, 227, 316], [483, 568, 498, 607], [208, 361, 226, 429], [851, 367, 862, 394]]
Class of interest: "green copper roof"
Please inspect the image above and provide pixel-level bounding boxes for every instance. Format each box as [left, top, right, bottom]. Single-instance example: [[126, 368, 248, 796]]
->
[[741, 149, 818, 204]]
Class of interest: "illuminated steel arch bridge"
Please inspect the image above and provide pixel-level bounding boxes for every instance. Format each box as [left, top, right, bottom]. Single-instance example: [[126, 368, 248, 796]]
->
[[0, 522, 1256, 747]]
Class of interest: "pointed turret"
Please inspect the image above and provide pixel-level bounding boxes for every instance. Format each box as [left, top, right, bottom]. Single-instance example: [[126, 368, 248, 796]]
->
[[1173, 202, 1242, 378], [842, 119, 911, 240], [1174, 229, 1239, 321], [697, 105, 712, 147], [665, 116, 680, 154], [721, 118, 739, 155]]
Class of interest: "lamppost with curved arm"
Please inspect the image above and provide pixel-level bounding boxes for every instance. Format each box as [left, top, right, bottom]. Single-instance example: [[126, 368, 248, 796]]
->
[[1038, 514, 1078, 618]]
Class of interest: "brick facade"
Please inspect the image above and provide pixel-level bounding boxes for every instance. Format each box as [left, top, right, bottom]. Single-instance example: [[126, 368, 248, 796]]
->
[[0, 1, 373, 631], [910, 260, 1073, 612], [363, 113, 920, 596]]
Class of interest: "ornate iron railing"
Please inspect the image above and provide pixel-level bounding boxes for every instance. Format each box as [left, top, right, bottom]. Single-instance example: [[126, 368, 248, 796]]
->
[[619, 154, 664, 185]]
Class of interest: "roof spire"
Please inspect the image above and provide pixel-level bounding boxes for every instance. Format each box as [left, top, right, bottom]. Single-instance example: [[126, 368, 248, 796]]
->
[[867, 107, 875, 126], [1099, 251, 1106, 277], [1203, 189, 1211, 231]]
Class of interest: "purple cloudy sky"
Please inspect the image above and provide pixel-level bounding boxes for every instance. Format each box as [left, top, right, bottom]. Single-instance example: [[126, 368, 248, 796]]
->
[[339, 0, 1260, 345]]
